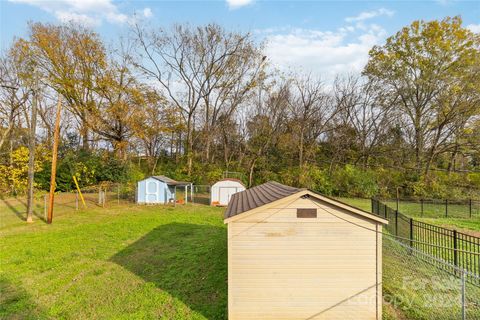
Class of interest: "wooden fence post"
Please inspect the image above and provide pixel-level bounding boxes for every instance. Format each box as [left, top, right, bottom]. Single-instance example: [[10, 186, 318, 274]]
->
[[421, 199, 424, 216]]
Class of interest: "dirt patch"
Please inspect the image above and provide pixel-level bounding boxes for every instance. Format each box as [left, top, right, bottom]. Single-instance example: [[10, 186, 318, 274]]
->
[[441, 225, 480, 237]]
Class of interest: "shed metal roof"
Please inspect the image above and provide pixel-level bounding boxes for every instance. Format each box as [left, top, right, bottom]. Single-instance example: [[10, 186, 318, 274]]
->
[[224, 181, 388, 225], [151, 175, 191, 186], [213, 178, 246, 187], [224, 181, 302, 218]]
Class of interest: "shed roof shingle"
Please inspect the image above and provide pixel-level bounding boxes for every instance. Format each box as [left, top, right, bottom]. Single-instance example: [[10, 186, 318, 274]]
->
[[152, 175, 191, 186], [224, 181, 301, 218]]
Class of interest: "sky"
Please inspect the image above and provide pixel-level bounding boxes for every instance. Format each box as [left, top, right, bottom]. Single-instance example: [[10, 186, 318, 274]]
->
[[1, 0, 479, 79]]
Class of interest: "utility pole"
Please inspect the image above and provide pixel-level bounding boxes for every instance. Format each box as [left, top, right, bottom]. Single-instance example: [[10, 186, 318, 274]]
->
[[47, 97, 62, 224], [26, 84, 38, 223]]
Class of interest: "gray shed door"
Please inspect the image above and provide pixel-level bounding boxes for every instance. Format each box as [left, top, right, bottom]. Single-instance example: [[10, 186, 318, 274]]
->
[[146, 180, 159, 203]]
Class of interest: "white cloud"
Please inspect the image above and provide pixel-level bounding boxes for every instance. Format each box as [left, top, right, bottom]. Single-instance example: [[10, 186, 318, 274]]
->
[[467, 24, 480, 33], [55, 11, 100, 27], [226, 0, 254, 10], [262, 23, 387, 81], [345, 8, 394, 23], [8, 0, 151, 26], [143, 8, 153, 18]]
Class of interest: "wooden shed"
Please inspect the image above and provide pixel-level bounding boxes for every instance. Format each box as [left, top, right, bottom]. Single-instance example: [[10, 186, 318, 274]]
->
[[211, 178, 246, 206], [136, 175, 192, 204], [224, 181, 388, 320]]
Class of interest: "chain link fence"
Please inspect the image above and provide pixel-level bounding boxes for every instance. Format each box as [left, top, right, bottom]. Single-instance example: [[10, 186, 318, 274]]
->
[[1, 182, 217, 228], [383, 234, 480, 320], [192, 185, 211, 205]]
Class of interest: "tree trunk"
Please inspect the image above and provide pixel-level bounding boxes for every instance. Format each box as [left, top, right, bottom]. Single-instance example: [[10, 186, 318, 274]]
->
[[81, 124, 89, 150], [414, 126, 423, 174], [447, 144, 459, 174], [223, 137, 229, 169], [299, 126, 304, 169], [248, 158, 258, 187], [26, 92, 38, 223], [186, 115, 193, 176]]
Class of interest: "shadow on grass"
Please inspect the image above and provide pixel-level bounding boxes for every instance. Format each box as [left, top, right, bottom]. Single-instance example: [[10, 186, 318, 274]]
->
[[110, 222, 227, 319], [0, 276, 48, 319], [0, 195, 46, 223]]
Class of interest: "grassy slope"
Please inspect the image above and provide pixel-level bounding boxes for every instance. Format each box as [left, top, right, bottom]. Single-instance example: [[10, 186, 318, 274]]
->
[[0, 203, 227, 320]]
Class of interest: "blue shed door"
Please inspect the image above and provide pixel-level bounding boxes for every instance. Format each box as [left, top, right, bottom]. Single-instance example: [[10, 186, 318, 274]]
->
[[146, 179, 159, 203]]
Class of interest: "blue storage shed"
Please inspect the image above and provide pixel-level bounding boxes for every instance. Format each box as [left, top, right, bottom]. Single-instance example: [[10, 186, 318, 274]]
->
[[136, 175, 192, 204]]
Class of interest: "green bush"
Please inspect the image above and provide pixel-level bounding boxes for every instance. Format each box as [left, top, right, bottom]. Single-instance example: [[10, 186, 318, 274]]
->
[[332, 165, 378, 198], [35, 150, 134, 192]]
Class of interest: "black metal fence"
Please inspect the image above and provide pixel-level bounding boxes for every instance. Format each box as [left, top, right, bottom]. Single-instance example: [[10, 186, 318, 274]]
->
[[381, 197, 480, 219], [372, 198, 480, 286]]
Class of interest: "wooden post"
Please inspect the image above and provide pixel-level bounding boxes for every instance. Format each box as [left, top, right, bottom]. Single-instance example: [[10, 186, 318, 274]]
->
[[421, 199, 424, 216], [191, 183, 193, 204], [47, 98, 62, 224], [185, 185, 188, 204]]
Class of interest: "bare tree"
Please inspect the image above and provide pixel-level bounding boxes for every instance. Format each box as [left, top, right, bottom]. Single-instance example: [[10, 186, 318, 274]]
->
[[245, 80, 289, 186], [0, 55, 30, 151], [131, 23, 265, 175], [333, 75, 391, 166], [288, 74, 334, 169]]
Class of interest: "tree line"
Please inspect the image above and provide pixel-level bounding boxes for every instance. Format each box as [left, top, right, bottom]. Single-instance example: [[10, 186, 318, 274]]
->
[[1, 16, 479, 201]]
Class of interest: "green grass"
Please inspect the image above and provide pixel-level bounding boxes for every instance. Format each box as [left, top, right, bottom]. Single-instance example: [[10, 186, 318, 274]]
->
[[337, 197, 480, 233], [382, 236, 480, 320], [383, 200, 480, 220], [336, 197, 373, 212], [0, 202, 227, 319], [2, 195, 478, 320]]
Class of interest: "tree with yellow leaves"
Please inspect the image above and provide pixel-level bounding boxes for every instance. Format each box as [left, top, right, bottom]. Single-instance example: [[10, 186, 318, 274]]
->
[[364, 16, 480, 176]]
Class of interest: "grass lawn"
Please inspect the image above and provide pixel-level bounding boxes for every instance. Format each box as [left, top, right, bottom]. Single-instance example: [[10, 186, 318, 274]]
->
[[2, 195, 478, 320], [0, 202, 227, 320], [337, 197, 480, 234], [383, 199, 480, 220]]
